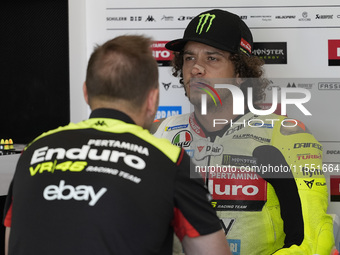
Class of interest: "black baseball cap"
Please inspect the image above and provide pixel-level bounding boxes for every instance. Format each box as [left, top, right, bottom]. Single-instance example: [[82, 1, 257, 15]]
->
[[165, 9, 253, 56]]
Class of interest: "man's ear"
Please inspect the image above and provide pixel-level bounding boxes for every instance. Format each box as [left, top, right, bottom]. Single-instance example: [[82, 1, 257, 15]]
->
[[235, 73, 243, 87], [141, 87, 159, 130], [83, 82, 89, 105], [146, 88, 159, 117]]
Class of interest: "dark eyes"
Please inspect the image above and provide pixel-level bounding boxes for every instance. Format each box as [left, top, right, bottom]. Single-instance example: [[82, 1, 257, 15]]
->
[[184, 56, 194, 61], [183, 56, 218, 61], [207, 56, 217, 61]]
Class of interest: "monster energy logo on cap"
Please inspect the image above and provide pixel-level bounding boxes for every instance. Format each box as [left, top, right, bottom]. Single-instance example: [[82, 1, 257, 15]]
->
[[196, 13, 216, 34], [165, 9, 253, 56]]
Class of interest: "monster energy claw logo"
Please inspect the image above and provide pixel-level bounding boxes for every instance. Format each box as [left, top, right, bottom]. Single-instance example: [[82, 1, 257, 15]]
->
[[196, 13, 216, 34]]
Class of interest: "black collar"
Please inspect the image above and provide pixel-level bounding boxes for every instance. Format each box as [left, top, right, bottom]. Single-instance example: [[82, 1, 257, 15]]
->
[[89, 108, 135, 125]]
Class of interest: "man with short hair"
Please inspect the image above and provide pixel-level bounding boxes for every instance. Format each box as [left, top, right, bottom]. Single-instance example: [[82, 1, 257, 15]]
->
[[3, 35, 231, 255], [153, 9, 335, 254]]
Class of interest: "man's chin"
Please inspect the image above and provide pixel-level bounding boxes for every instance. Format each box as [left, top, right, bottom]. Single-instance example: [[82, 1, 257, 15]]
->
[[188, 96, 202, 107]]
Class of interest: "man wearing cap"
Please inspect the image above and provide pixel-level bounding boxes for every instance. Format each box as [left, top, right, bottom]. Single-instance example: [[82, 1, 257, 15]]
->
[[152, 9, 335, 255]]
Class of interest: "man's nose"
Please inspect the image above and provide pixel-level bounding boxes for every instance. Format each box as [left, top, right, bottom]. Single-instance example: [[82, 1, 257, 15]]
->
[[192, 64, 205, 76]]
